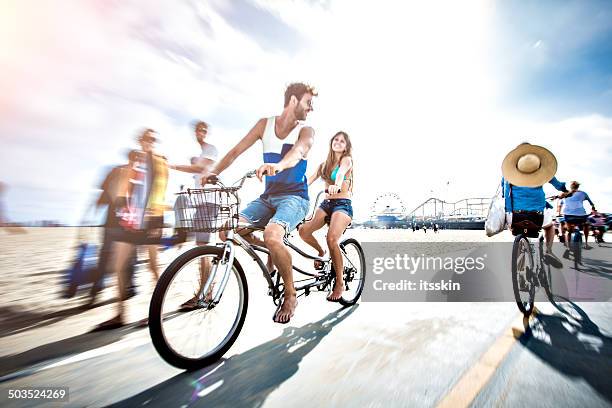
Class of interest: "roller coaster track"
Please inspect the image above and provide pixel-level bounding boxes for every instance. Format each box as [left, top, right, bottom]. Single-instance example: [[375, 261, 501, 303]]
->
[[407, 197, 491, 220]]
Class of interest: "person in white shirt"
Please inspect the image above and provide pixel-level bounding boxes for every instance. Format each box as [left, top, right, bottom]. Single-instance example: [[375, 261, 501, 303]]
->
[[169, 121, 219, 309], [559, 181, 596, 250]]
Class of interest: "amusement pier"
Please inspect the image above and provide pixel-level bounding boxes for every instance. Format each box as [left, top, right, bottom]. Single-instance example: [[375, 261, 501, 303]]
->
[[358, 193, 491, 230]]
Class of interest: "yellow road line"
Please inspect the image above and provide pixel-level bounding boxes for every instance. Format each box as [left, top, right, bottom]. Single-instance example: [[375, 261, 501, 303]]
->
[[436, 309, 536, 408]]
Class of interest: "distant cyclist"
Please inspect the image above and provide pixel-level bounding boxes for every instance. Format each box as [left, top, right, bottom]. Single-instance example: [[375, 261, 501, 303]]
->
[[560, 181, 596, 250], [588, 210, 607, 243], [501, 143, 568, 255]]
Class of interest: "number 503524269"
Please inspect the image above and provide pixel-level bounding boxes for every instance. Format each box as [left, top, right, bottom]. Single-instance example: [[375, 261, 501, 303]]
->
[[6, 388, 68, 401]]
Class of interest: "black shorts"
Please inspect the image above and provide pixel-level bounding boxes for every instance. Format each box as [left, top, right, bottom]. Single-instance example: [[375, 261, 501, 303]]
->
[[111, 216, 164, 245], [564, 214, 588, 226]]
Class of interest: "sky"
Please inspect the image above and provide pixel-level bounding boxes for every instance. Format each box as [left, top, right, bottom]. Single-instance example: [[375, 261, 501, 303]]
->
[[0, 0, 611, 224]]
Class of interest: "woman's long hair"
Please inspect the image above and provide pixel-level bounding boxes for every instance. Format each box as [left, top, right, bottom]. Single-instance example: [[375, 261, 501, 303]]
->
[[319, 131, 352, 185]]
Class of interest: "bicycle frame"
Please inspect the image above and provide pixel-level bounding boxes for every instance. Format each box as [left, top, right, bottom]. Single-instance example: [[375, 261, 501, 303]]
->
[[200, 228, 336, 307], [194, 174, 341, 306]]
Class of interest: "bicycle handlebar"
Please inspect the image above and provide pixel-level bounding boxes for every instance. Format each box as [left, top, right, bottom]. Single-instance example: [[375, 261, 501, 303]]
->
[[546, 194, 566, 201], [201, 169, 332, 224], [200, 170, 257, 188]]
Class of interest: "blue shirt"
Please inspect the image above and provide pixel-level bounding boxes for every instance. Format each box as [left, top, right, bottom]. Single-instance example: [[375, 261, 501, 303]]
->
[[502, 176, 566, 212], [261, 117, 309, 200], [561, 191, 594, 215]]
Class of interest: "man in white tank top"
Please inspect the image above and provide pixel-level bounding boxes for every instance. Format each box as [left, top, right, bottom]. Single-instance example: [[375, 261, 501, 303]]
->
[[202, 83, 317, 323]]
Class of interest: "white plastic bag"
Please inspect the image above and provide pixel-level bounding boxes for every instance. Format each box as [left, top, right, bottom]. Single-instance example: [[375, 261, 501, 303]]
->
[[485, 186, 506, 237]]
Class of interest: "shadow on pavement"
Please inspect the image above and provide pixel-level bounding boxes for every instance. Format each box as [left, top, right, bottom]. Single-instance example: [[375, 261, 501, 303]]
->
[[0, 299, 115, 339], [578, 257, 612, 280], [0, 321, 144, 379], [110, 305, 358, 408], [520, 301, 612, 403]]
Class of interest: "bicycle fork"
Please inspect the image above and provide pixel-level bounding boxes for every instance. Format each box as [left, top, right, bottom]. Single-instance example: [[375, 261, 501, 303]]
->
[[198, 233, 236, 306]]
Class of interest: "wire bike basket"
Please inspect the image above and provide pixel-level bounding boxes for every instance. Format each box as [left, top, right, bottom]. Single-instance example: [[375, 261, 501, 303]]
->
[[175, 187, 239, 233]]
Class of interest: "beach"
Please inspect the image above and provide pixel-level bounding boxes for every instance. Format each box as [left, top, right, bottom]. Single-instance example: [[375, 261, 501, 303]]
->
[[0, 227, 513, 341]]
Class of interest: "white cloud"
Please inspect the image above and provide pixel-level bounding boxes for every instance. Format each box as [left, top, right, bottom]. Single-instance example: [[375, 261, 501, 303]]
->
[[0, 0, 610, 224]]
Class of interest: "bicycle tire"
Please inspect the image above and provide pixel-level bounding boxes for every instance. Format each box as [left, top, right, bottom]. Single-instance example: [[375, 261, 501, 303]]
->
[[338, 238, 366, 306], [149, 245, 248, 370], [538, 236, 553, 302], [571, 230, 582, 269], [512, 235, 534, 317]]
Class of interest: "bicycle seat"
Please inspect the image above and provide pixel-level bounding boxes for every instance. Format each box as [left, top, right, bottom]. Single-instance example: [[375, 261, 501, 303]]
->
[[510, 211, 543, 238], [511, 220, 541, 237]]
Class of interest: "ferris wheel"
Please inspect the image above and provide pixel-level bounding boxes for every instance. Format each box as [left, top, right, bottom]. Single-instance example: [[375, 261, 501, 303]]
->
[[370, 192, 406, 216]]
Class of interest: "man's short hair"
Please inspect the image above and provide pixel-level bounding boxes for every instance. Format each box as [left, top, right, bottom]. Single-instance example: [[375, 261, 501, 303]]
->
[[193, 120, 209, 131], [137, 128, 157, 142], [284, 82, 317, 107], [127, 149, 140, 162]]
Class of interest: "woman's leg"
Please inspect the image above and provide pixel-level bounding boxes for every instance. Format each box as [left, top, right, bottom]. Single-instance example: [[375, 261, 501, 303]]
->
[[544, 224, 555, 252], [564, 222, 575, 248], [583, 223, 591, 248], [327, 211, 352, 300], [298, 209, 327, 256]]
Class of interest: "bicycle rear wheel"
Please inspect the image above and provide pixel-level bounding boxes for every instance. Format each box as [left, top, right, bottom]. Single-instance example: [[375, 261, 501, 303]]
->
[[149, 246, 248, 370], [338, 238, 366, 306], [538, 236, 553, 303], [570, 230, 582, 269], [512, 235, 535, 317]]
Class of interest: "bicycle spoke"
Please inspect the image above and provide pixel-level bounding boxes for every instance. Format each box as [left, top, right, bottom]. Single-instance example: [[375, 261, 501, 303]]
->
[[152, 251, 246, 363]]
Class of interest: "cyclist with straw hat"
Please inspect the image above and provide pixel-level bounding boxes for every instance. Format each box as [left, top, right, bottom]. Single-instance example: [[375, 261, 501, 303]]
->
[[501, 143, 568, 255]]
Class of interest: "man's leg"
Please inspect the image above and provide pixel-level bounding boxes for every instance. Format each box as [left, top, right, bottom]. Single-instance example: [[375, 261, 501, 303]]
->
[[229, 195, 272, 246], [583, 223, 590, 248], [564, 222, 574, 248], [181, 232, 214, 309], [147, 245, 159, 281], [220, 216, 273, 270], [234, 197, 275, 269], [197, 232, 213, 300], [90, 227, 113, 303], [264, 223, 296, 323], [111, 241, 135, 323]]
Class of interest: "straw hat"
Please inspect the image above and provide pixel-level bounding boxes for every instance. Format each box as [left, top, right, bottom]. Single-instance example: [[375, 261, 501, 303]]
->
[[501, 143, 557, 187]]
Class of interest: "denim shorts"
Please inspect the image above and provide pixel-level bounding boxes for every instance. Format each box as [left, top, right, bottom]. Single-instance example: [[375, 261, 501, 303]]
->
[[240, 194, 310, 233], [319, 199, 353, 224]]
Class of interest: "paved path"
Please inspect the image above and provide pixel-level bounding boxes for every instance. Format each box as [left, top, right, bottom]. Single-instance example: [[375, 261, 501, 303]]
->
[[1, 230, 610, 407]]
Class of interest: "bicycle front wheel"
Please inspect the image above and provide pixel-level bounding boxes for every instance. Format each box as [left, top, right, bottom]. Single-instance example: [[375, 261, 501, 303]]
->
[[149, 246, 248, 370], [512, 235, 535, 317], [339, 238, 366, 306]]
